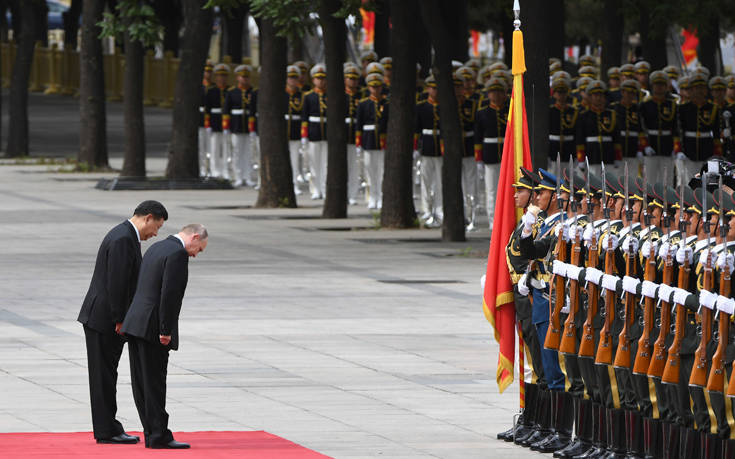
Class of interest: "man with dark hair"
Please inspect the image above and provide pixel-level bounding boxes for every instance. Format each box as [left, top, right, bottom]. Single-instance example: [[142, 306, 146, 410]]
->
[[122, 224, 208, 449], [78, 200, 168, 444]]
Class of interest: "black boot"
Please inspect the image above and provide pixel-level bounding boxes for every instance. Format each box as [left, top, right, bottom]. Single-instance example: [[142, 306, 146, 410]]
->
[[703, 433, 722, 459], [528, 389, 559, 449], [623, 411, 643, 458], [535, 391, 574, 453], [661, 422, 678, 459], [518, 388, 551, 446], [723, 439, 735, 459], [678, 427, 700, 459], [556, 398, 593, 458], [573, 402, 607, 458], [602, 408, 627, 459], [643, 418, 661, 459], [498, 383, 536, 441]]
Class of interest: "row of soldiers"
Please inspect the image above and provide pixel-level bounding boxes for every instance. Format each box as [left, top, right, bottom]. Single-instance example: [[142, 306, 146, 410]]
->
[[498, 155, 735, 458]]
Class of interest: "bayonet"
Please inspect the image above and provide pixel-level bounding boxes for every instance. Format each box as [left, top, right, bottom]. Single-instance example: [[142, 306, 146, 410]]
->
[[663, 167, 670, 239], [602, 162, 611, 247], [569, 156, 577, 217], [679, 177, 686, 234], [642, 164, 652, 246], [719, 174, 726, 240], [557, 152, 564, 229], [586, 157, 592, 219]]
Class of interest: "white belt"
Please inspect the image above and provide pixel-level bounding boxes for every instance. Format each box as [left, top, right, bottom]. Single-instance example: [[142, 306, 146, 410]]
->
[[648, 129, 671, 136], [345, 117, 355, 124], [199, 107, 204, 113], [483, 137, 504, 144], [422, 129, 439, 135], [549, 134, 574, 141], [684, 131, 712, 138], [620, 131, 638, 137], [363, 124, 376, 131], [284, 114, 301, 120], [309, 116, 325, 123], [210, 108, 222, 114], [463, 131, 474, 138], [586, 136, 612, 142], [231, 108, 244, 115]]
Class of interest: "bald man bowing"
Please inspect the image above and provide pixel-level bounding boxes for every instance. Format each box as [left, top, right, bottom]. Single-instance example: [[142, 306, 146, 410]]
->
[[121, 224, 208, 449]]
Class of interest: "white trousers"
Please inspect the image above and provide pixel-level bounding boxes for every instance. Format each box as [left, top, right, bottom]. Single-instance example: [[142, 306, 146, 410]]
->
[[364, 149, 384, 209], [461, 157, 478, 204], [675, 158, 701, 188], [347, 144, 361, 202], [642, 155, 667, 184], [198, 127, 209, 177], [484, 163, 501, 228], [231, 133, 252, 186], [307, 140, 328, 198], [288, 140, 302, 184], [209, 132, 228, 179], [250, 135, 260, 187], [420, 156, 443, 219]]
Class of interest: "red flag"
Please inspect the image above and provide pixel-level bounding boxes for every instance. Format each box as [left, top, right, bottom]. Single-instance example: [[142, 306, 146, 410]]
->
[[482, 27, 533, 393]]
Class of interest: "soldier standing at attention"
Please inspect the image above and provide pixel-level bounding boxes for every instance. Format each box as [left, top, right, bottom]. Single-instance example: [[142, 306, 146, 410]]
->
[[300, 64, 328, 200], [355, 73, 388, 210], [222, 64, 256, 187], [198, 61, 213, 177], [285, 65, 305, 195], [204, 63, 230, 179]]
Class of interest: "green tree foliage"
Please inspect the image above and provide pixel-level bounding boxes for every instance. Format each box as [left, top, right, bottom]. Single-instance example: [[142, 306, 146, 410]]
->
[[97, 0, 162, 47]]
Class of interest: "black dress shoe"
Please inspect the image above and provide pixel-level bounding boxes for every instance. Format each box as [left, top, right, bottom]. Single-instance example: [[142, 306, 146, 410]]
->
[[96, 433, 140, 444], [151, 440, 190, 449], [497, 425, 516, 441]]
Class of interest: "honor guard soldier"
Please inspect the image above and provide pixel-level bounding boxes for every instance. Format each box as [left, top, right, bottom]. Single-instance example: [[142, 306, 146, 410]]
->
[[710, 76, 728, 108], [578, 65, 598, 80], [607, 66, 622, 104], [204, 63, 230, 179], [285, 65, 305, 195], [579, 54, 596, 68], [454, 69, 479, 231], [198, 61, 213, 177], [548, 76, 578, 172], [639, 70, 681, 184], [474, 76, 508, 230], [344, 63, 363, 205], [575, 80, 621, 176], [634, 61, 652, 99], [293, 60, 310, 92], [549, 58, 562, 76], [458, 65, 481, 105], [612, 79, 646, 173], [677, 71, 722, 186], [663, 65, 680, 93], [355, 73, 388, 210], [414, 74, 443, 226], [572, 76, 592, 110], [363, 62, 385, 99], [477, 65, 493, 97], [620, 63, 635, 82], [379, 57, 392, 91], [678, 75, 691, 104], [359, 50, 378, 86], [300, 63, 328, 200], [223, 64, 256, 187]]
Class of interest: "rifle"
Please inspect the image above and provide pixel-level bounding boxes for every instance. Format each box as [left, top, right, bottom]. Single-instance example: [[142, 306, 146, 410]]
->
[[690, 174, 714, 388], [545, 152, 568, 351], [648, 168, 673, 378], [614, 162, 637, 369], [662, 178, 692, 385], [596, 162, 617, 365], [579, 158, 599, 358], [633, 165, 656, 374], [707, 174, 730, 392], [561, 158, 582, 355]]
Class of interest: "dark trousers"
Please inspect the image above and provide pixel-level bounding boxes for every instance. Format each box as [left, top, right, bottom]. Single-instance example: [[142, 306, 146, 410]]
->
[[128, 337, 173, 447], [83, 325, 125, 439]]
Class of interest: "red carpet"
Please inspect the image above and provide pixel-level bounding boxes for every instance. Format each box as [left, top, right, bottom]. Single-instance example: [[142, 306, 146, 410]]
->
[[0, 431, 332, 458]]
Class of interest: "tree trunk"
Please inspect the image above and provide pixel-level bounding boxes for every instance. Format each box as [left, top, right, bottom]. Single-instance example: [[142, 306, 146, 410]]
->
[[381, 0, 418, 228], [34, 1, 48, 46], [600, 0, 623, 74], [288, 35, 304, 63], [697, 14, 721, 74], [415, 15, 431, 77], [638, 3, 667, 69], [255, 19, 295, 208], [523, 0, 550, 169], [154, 0, 181, 56], [420, 0, 465, 242], [373, 0, 390, 58], [63, 0, 82, 50], [78, 0, 108, 168], [501, 8, 513, 67], [6, 0, 38, 157], [166, 0, 213, 179], [223, 5, 246, 62], [319, 0, 348, 218], [547, 0, 564, 61], [121, 29, 145, 177], [448, 0, 468, 62]]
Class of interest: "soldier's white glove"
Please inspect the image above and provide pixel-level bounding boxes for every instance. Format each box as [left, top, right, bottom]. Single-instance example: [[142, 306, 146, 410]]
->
[[676, 245, 693, 265], [585, 267, 604, 285], [644, 146, 656, 156], [567, 265, 584, 281], [601, 233, 619, 251], [658, 284, 674, 303], [356, 146, 363, 156], [716, 252, 735, 273], [621, 236, 640, 255], [622, 275, 640, 294], [413, 150, 420, 160], [641, 239, 658, 258], [641, 280, 658, 298], [637, 151, 644, 159], [672, 287, 690, 306], [570, 224, 584, 241], [561, 295, 570, 314], [583, 225, 599, 246], [517, 274, 530, 296], [480, 274, 486, 291], [716, 296, 735, 315], [521, 209, 537, 237], [552, 260, 568, 277], [699, 289, 716, 310], [477, 162, 484, 176], [301, 137, 308, 147], [723, 128, 732, 138], [675, 152, 687, 161], [554, 221, 571, 241], [700, 249, 713, 269], [601, 274, 620, 291], [658, 241, 676, 260]]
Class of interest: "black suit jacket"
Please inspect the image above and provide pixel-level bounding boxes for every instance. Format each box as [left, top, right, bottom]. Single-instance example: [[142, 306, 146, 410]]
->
[[121, 236, 188, 350], [78, 221, 142, 333]]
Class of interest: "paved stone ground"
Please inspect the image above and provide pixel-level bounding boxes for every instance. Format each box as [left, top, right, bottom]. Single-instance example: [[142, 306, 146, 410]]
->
[[0, 93, 545, 458]]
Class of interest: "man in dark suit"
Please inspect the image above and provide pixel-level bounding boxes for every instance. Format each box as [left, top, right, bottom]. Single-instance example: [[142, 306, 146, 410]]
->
[[122, 223, 208, 449], [78, 200, 168, 444]]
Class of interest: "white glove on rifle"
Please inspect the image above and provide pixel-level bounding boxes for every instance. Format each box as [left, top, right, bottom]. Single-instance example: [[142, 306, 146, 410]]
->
[[561, 295, 570, 314], [699, 289, 716, 310], [621, 236, 640, 255], [716, 296, 735, 315], [716, 252, 735, 273], [658, 241, 676, 260], [585, 267, 603, 286], [723, 128, 732, 138], [622, 275, 641, 294], [521, 209, 537, 237], [700, 249, 713, 269], [644, 146, 656, 156], [554, 221, 571, 241], [601, 274, 620, 292], [583, 225, 599, 246], [658, 284, 674, 303], [641, 239, 658, 258], [600, 233, 619, 251], [676, 245, 693, 265], [517, 273, 530, 296], [640, 280, 658, 299], [672, 287, 690, 306]]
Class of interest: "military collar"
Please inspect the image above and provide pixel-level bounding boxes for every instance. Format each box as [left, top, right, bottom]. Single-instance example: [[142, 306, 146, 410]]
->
[[638, 225, 659, 239], [544, 211, 562, 225], [593, 218, 608, 228], [712, 240, 735, 253], [619, 222, 641, 238], [685, 235, 698, 246], [694, 237, 717, 252], [659, 229, 681, 243]]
